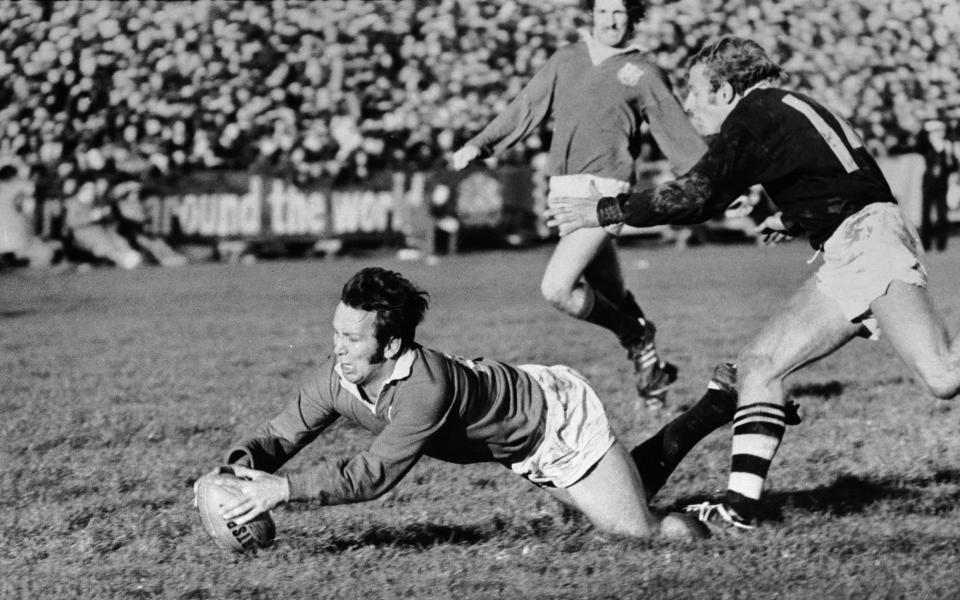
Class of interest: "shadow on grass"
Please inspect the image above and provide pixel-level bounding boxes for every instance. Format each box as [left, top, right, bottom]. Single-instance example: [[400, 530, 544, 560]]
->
[[787, 380, 845, 400], [676, 469, 960, 522], [310, 522, 491, 552], [298, 510, 578, 553]]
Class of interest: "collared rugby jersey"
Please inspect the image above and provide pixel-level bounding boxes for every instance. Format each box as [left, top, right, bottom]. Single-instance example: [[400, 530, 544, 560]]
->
[[599, 88, 897, 248], [468, 37, 706, 181], [226, 345, 546, 505]]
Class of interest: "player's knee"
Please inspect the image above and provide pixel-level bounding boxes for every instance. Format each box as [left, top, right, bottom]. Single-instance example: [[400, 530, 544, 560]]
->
[[916, 365, 960, 399]]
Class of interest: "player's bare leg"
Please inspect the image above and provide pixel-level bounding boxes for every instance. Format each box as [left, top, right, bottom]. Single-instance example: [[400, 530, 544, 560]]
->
[[584, 240, 680, 407], [540, 227, 611, 317], [691, 281, 862, 529], [871, 280, 960, 399], [579, 234, 629, 310], [541, 229, 676, 406], [737, 281, 862, 412], [557, 442, 705, 540]]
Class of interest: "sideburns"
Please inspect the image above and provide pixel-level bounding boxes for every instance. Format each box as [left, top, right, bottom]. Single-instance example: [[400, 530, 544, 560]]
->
[[370, 342, 386, 365]]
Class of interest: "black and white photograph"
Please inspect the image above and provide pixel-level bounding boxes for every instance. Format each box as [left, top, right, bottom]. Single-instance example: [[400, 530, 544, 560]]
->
[[3, 1, 960, 598]]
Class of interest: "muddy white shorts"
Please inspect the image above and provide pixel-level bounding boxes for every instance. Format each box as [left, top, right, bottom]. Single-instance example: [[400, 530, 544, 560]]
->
[[509, 364, 617, 488], [815, 202, 927, 339]]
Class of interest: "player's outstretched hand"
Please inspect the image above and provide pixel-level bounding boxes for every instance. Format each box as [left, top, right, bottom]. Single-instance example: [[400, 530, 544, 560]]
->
[[545, 181, 604, 236], [214, 465, 290, 526], [451, 144, 480, 170], [756, 212, 793, 245]]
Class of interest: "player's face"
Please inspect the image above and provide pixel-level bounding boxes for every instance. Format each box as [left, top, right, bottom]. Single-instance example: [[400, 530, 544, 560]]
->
[[683, 64, 735, 136], [332, 302, 390, 387], [592, 0, 631, 48]]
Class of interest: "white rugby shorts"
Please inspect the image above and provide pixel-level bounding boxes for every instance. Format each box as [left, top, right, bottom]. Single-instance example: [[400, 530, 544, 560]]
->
[[509, 364, 616, 488], [815, 202, 927, 339]]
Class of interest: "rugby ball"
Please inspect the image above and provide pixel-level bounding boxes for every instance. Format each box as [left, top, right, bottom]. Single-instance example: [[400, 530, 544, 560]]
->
[[196, 469, 276, 552], [659, 512, 710, 541]]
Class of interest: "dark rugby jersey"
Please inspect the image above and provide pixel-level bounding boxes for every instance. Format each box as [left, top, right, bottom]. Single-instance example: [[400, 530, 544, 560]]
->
[[226, 346, 546, 506], [598, 88, 896, 247]]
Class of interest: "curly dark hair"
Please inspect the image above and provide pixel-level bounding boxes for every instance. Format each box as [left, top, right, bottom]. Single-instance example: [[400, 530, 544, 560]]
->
[[583, 0, 647, 25], [340, 267, 429, 352], [689, 36, 785, 96]]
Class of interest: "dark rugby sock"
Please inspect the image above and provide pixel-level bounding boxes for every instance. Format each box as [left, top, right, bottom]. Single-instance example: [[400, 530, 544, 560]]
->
[[619, 290, 646, 321], [583, 288, 646, 347], [631, 375, 737, 498]]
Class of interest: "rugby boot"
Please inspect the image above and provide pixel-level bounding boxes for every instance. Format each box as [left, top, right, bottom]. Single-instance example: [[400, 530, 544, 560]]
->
[[683, 501, 754, 534], [626, 318, 678, 410], [710, 362, 737, 395]]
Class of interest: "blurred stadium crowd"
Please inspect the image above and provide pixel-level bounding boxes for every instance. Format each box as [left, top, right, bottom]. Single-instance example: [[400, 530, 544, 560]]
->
[[0, 0, 958, 268]]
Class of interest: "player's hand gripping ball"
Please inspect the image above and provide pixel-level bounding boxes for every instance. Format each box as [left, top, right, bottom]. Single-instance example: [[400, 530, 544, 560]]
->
[[195, 466, 276, 552]]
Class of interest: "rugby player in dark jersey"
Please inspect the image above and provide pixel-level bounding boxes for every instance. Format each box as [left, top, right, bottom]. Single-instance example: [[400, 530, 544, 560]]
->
[[196, 267, 719, 541], [547, 35, 960, 531]]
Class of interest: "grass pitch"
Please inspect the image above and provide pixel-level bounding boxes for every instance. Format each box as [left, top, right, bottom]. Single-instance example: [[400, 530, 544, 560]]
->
[[3, 240, 960, 599]]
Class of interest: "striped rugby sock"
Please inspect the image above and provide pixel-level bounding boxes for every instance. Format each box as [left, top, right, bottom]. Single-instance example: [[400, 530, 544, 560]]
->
[[724, 402, 787, 522]]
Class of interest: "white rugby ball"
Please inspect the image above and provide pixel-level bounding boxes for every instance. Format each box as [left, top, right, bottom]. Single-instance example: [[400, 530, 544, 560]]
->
[[196, 471, 276, 552], [659, 512, 710, 542]]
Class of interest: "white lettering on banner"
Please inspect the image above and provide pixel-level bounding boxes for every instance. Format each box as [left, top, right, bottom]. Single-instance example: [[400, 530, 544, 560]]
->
[[389, 172, 433, 235], [177, 192, 262, 236], [391, 172, 409, 231], [331, 190, 393, 233], [238, 176, 263, 236], [217, 194, 238, 236], [178, 194, 214, 235], [178, 197, 199, 234], [238, 192, 262, 235], [266, 179, 328, 235], [305, 192, 328, 234], [142, 195, 180, 235]]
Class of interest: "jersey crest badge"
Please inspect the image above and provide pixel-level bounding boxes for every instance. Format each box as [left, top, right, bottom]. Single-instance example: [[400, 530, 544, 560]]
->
[[617, 63, 644, 86]]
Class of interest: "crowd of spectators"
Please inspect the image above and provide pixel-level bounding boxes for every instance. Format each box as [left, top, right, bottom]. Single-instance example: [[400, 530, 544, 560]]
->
[[0, 0, 957, 268]]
